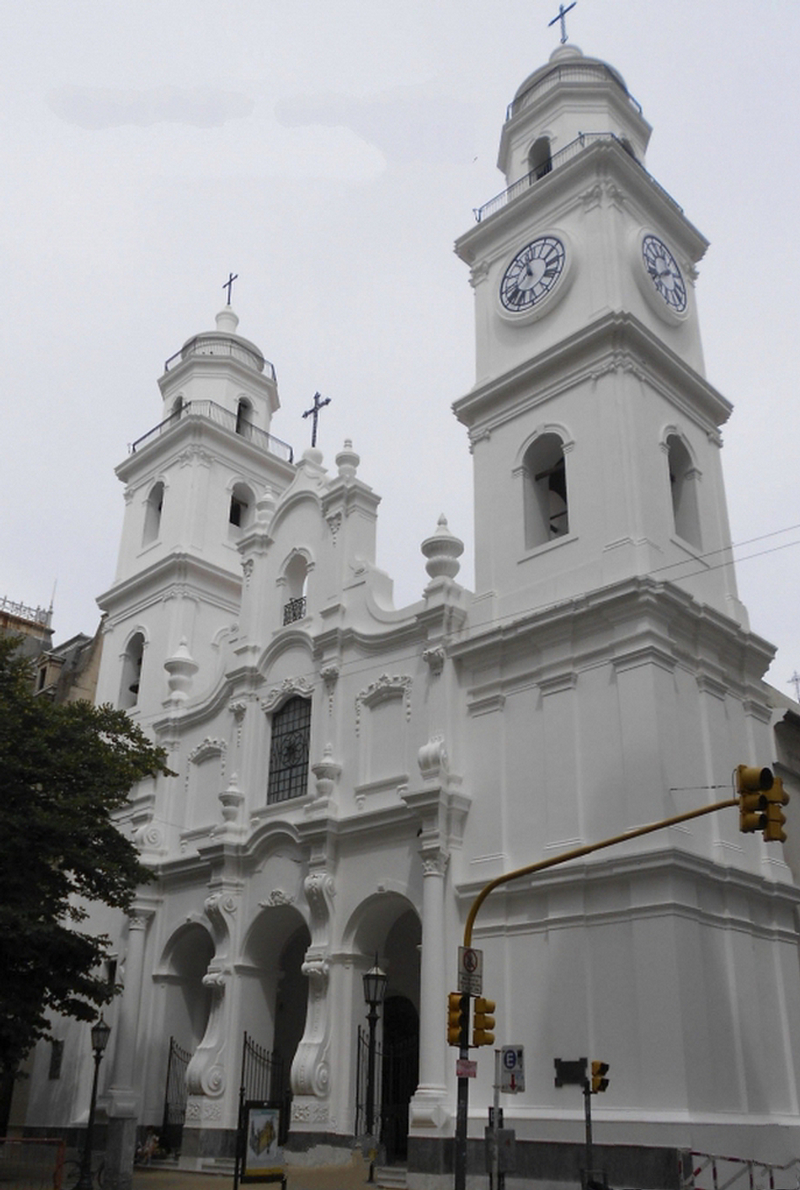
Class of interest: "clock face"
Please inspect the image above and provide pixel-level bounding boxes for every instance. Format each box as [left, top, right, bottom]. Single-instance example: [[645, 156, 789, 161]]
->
[[642, 235, 687, 313], [500, 236, 566, 312]]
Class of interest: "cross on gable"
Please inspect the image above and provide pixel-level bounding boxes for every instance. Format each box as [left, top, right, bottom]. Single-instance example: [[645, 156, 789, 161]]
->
[[548, 1, 577, 44], [302, 391, 331, 448]]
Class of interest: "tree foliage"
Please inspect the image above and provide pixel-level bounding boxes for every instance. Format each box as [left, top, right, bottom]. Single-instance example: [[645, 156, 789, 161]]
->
[[0, 635, 171, 1075]]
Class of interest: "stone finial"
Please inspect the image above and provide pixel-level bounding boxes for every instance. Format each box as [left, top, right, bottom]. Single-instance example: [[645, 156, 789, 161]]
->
[[256, 485, 278, 524], [215, 307, 239, 333], [421, 515, 464, 581], [335, 440, 360, 480], [164, 637, 198, 703]]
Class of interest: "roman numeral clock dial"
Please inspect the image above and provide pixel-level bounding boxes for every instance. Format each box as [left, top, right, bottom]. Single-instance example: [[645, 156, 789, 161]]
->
[[500, 236, 566, 313]]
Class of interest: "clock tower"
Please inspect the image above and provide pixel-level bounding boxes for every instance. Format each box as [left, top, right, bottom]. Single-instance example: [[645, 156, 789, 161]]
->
[[454, 43, 745, 630]]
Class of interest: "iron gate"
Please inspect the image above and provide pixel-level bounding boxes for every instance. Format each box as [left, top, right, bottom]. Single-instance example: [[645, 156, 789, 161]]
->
[[355, 1027, 419, 1164], [239, 1032, 290, 1144], [160, 1037, 191, 1154]]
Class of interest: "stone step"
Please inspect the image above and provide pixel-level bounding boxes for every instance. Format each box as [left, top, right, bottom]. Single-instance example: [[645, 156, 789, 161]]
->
[[374, 1166, 408, 1189]]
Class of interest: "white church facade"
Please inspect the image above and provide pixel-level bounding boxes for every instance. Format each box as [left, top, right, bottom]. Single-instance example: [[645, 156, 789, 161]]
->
[[23, 43, 800, 1189]]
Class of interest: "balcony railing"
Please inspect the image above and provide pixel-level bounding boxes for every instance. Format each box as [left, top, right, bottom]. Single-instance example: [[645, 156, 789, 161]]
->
[[164, 334, 275, 379], [283, 596, 307, 626], [474, 132, 682, 223], [507, 60, 643, 122], [130, 400, 294, 462]]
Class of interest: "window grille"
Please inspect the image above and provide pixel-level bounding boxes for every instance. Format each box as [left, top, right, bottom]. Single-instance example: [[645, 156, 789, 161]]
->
[[267, 696, 311, 804]]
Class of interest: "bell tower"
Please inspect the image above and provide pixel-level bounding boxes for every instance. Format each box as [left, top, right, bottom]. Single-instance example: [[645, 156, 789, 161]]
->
[[95, 308, 295, 716], [454, 44, 745, 629]]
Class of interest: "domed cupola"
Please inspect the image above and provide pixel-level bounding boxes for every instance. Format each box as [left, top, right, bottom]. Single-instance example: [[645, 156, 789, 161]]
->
[[497, 43, 652, 187], [157, 306, 281, 438]]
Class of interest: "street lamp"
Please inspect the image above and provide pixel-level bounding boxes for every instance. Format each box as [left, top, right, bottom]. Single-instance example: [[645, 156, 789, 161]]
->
[[362, 955, 388, 1184], [74, 1016, 111, 1190]]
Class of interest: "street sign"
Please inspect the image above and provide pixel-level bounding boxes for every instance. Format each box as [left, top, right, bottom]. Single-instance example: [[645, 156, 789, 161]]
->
[[458, 946, 483, 996], [500, 1046, 525, 1093], [456, 1059, 477, 1078]]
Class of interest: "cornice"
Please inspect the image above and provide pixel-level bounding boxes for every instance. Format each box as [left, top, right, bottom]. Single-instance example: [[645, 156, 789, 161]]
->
[[98, 551, 242, 614], [452, 310, 731, 436]]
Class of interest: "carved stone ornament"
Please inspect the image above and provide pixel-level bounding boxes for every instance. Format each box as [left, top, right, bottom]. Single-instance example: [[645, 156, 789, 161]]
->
[[241, 558, 254, 587], [258, 889, 296, 908], [420, 514, 464, 582], [261, 676, 314, 713], [187, 738, 226, 771], [320, 665, 339, 713], [132, 820, 165, 851], [311, 744, 341, 799], [418, 735, 449, 782], [422, 646, 446, 675], [355, 674, 412, 735], [326, 511, 342, 544]]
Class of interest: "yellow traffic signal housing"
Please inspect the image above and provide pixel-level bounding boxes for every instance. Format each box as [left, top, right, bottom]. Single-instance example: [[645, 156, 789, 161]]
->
[[591, 1060, 609, 1094], [448, 992, 467, 1047], [472, 997, 496, 1047], [764, 777, 789, 843], [737, 765, 773, 834]]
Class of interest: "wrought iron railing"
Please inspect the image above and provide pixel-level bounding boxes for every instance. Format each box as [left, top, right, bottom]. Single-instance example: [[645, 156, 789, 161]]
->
[[238, 1033, 290, 1145], [164, 333, 275, 379], [282, 596, 307, 626], [474, 132, 682, 223], [129, 400, 293, 463], [506, 60, 643, 121]]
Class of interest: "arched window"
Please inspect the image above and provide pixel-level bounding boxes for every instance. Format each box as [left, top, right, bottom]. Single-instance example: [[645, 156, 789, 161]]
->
[[267, 696, 312, 804], [522, 434, 569, 549], [119, 632, 145, 709], [228, 482, 254, 533], [529, 136, 552, 181], [667, 434, 701, 548], [235, 399, 253, 437], [171, 396, 186, 420], [282, 554, 309, 625], [143, 481, 164, 546]]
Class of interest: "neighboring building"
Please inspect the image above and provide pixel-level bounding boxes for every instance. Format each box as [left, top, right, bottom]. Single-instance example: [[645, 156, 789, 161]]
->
[[34, 624, 104, 704], [0, 596, 53, 660], [23, 42, 800, 1189]]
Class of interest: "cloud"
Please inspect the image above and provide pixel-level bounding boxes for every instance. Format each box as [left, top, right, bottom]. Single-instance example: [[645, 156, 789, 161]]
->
[[47, 84, 255, 130], [274, 86, 478, 165]]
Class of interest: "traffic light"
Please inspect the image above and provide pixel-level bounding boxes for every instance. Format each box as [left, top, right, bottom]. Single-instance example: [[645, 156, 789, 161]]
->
[[764, 777, 789, 843], [447, 992, 467, 1047], [737, 765, 772, 834], [590, 1060, 609, 1094], [472, 997, 496, 1047]]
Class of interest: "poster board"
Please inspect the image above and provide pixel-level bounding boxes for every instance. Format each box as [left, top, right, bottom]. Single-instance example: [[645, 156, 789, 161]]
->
[[240, 1100, 285, 1184]]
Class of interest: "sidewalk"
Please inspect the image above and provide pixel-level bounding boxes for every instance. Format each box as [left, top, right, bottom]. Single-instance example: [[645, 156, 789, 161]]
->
[[131, 1153, 376, 1190]]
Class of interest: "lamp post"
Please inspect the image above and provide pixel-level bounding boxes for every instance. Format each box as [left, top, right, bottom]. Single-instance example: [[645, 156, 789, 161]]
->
[[362, 956, 388, 1184], [74, 1016, 111, 1190]]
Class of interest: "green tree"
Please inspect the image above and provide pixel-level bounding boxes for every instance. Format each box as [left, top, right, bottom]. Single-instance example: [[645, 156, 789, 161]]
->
[[0, 635, 171, 1076]]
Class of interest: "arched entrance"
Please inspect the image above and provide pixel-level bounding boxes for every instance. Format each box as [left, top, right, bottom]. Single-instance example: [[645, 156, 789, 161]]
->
[[241, 904, 310, 1133], [351, 900, 421, 1166]]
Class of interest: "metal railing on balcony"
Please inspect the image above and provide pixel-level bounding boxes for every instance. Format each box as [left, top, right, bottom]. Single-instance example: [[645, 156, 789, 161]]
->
[[506, 60, 643, 122], [164, 333, 275, 379], [129, 400, 294, 462], [282, 596, 307, 626], [0, 596, 52, 628], [474, 132, 682, 223]]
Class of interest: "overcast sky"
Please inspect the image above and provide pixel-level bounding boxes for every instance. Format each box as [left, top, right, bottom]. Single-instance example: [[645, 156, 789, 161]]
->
[[2, 0, 799, 699]]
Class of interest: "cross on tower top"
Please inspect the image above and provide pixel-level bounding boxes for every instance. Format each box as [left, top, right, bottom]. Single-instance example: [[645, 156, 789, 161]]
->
[[302, 391, 331, 448], [789, 672, 800, 703], [548, 1, 577, 44], [223, 272, 238, 305]]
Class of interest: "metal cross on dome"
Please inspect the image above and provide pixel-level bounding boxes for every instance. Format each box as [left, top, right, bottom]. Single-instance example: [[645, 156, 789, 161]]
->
[[548, 1, 577, 44], [222, 272, 238, 305], [302, 391, 331, 448]]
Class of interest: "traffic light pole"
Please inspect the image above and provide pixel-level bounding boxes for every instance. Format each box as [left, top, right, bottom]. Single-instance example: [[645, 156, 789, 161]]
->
[[452, 795, 739, 1190], [583, 1081, 593, 1188]]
